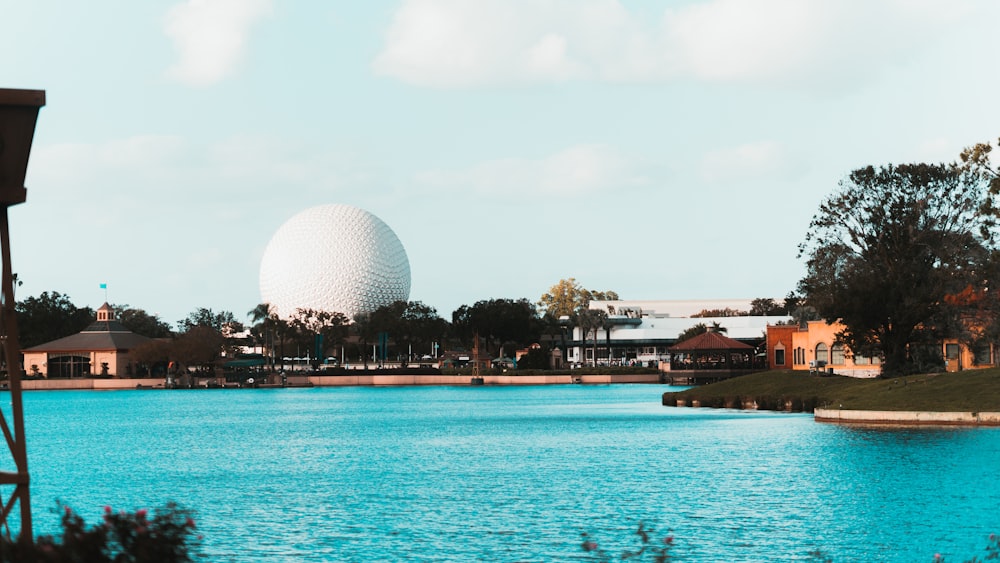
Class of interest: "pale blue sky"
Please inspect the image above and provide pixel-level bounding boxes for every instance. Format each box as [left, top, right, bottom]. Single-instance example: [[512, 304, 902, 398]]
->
[[2, 0, 998, 327]]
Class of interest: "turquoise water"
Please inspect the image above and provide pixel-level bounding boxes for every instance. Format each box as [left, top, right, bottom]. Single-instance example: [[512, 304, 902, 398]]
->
[[7, 385, 1000, 561]]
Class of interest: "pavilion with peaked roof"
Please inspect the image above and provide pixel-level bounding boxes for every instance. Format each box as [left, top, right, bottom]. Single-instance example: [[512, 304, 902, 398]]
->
[[665, 329, 757, 383], [21, 303, 151, 378]]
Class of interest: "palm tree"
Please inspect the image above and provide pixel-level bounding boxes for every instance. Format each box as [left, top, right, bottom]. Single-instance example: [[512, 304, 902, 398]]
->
[[352, 313, 375, 369], [248, 303, 277, 371], [576, 309, 608, 367]]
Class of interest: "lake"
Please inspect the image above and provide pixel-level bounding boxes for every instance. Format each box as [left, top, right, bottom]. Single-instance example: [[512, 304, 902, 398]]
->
[[8, 384, 1000, 561]]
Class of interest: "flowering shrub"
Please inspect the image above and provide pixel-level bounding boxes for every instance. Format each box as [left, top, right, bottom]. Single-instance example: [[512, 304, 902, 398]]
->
[[581, 522, 673, 562], [0, 502, 202, 562]]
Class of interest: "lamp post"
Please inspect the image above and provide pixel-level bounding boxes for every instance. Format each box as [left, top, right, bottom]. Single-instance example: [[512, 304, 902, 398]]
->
[[0, 87, 45, 541]]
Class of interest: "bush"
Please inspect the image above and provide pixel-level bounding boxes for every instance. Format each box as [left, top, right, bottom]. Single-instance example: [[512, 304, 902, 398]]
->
[[0, 502, 202, 562]]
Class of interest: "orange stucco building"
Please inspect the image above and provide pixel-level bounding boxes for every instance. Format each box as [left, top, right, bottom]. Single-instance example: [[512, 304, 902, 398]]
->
[[766, 320, 995, 377]]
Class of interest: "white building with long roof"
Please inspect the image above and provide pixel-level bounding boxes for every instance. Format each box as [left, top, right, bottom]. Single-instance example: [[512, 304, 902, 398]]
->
[[563, 299, 791, 367]]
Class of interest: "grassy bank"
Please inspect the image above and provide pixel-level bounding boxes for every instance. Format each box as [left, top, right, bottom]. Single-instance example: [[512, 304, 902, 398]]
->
[[663, 368, 1000, 412]]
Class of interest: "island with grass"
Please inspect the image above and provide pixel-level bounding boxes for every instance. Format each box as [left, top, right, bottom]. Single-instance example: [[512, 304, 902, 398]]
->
[[662, 369, 1000, 425]]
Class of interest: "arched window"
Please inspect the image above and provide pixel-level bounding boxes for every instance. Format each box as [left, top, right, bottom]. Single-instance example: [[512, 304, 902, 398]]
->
[[831, 344, 845, 365], [815, 343, 829, 364]]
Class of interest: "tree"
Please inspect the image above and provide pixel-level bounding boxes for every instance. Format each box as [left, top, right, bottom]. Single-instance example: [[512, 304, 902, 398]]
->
[[516, 346, 551, 370], [537, 278, 619, 319], [691, 308, 746, 318], [959, 136, 1000, 196], [782, 292, 819, 327], [452, 298, 542, 357], [676, 321, 726, 344], [289, 308, 349, 366], [178, 308, 242, 334], [172, 326, 226, 373], [575, 308, 608, 367], [113, 305, 173, 338], [749, 298, 785, 316], [16, 292, 94, 349], [351, 312, 376, 369], [676, 323, 708, 344], [797, 161, 998, 376], [394, 301, 449, 360], [129, 339, 173, 377]]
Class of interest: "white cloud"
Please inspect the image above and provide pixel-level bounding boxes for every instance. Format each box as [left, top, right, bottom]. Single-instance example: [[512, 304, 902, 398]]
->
[[164, 0, 273, 86], [700, 140, 804, 182], [29, 134, 374, 210], [415, 144, 648, 197], [373, 0, 973, 89]]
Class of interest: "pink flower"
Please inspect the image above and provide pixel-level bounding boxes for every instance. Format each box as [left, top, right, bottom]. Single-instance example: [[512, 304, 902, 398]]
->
[[136, 509, 148, 519], [104, 505, 112, 515], [185, 517, 196, 529], [664, 535, 674, 545], [63, 506, 72, 515], [933, 553, 943, 563], [582, 541, 598, 552]]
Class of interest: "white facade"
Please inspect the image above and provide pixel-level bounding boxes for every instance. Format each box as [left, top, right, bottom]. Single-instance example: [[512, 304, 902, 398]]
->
[[563, 299, 791, 367]]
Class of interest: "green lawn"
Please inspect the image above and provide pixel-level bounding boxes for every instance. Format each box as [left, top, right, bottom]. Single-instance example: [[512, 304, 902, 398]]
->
[[663, 368, 1000, 412]]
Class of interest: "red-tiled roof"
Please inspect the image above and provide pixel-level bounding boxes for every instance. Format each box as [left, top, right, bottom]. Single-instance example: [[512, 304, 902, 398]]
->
[[669, 330, 753, 351]]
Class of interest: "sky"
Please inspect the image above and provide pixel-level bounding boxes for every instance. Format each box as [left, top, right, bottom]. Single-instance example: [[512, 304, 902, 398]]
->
[[1, 0, 999, 328]]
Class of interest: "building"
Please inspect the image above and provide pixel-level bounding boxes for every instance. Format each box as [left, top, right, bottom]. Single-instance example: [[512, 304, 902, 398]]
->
[[21, 303, 151, 378], [766, 320, 996, 377], [563, 299, 790, 368]]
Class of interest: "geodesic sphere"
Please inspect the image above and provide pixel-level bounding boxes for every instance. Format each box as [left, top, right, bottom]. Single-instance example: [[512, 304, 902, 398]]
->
[[259, 204, 411, 321]]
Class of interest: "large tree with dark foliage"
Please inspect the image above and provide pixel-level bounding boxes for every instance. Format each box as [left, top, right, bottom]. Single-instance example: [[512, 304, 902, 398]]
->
[[797, 160, 999, 376], [178, 308, 242, 333], [16, 292, 94, 348], [358, 301, 448, 362], [289, 308, 349, 365], [452, 298, 542, 356], [112, 304, 173, 338]]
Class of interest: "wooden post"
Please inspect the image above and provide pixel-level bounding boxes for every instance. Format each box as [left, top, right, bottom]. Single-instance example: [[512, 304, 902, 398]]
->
[[0, 207, 30, 540], [0, 87, 45, 541]]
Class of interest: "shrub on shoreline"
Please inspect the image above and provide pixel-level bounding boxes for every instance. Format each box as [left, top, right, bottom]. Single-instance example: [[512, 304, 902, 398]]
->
[[0, 502, 202, 562]]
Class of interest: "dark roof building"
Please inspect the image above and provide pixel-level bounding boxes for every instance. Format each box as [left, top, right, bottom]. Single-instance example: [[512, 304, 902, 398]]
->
[[22, 303, 150, 378]]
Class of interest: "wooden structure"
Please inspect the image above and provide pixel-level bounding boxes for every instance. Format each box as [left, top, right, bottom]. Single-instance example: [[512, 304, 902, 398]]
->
[[665, 330, 756, 385], [22, 303, 151, 378], [0, 88, 44, 540]]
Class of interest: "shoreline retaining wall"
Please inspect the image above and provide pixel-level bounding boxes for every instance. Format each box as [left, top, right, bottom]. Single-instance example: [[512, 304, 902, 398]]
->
[[815, 408, 1000, 426], [21, 378, 167, 390], [12, 373, 662, 391]]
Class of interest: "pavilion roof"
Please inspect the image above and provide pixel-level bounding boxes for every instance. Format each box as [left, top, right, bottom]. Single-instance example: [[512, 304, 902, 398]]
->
[[669, 330, 753, 352], [22, 320, 150, 353]]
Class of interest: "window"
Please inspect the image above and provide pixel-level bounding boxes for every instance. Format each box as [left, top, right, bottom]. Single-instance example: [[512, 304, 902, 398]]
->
[[815, 343, 828, 364], [831, 344, 845, 365], [774, 349, 786, 366], [974, 342, 992, 365], [945, 343, 960, 360], [793, 347, 806, 365]]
